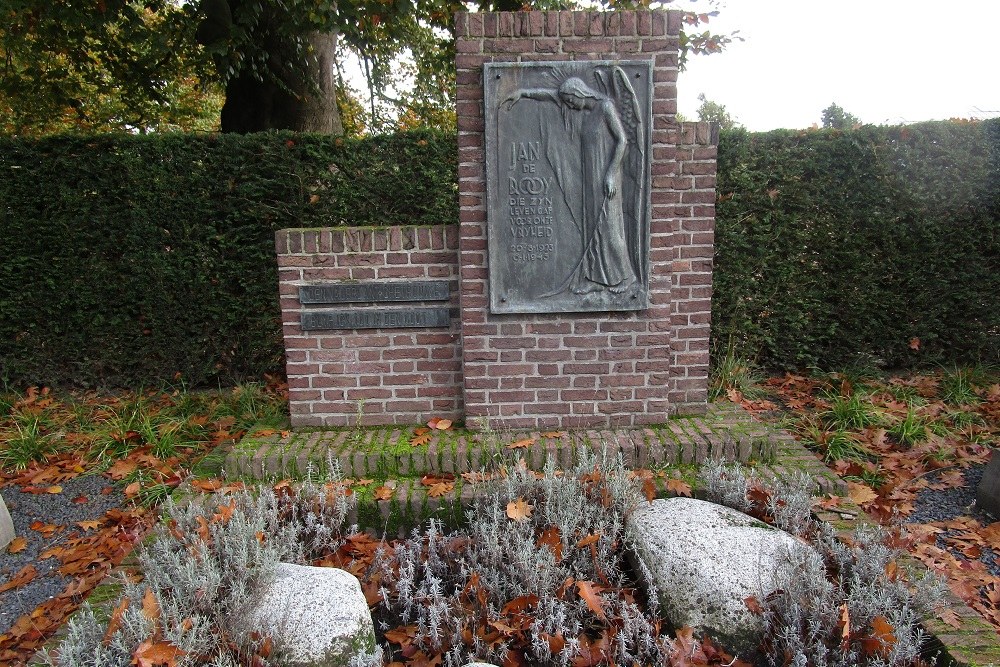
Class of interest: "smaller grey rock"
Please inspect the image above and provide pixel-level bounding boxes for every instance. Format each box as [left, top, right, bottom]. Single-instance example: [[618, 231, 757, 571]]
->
[[253, 563, 376, 667], [0, 492, 14, 551], [976, 448, 1000, 518]]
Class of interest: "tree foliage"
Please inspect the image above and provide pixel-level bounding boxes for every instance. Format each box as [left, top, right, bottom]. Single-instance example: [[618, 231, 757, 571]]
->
[[0, 1, 222, 135], [821, 102, 861, 130], [1, 0, 734, 136], [696, 93, 740, 130]]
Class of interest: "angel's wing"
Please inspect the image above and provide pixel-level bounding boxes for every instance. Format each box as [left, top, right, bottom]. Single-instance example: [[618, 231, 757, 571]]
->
[[609, 66, 647, 284], [611, 66, 643, 156]]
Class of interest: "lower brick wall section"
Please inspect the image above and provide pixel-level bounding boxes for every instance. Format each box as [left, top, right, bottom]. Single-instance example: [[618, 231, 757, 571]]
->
[[277, 226, 463, 427]]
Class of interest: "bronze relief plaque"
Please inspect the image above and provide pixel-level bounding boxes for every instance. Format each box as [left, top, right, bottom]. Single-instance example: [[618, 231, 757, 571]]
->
[[484, 61, 652, 314]]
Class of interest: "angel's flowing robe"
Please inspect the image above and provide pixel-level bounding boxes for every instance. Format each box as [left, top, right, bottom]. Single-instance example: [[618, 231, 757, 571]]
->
[[548, 100, 634, 289]]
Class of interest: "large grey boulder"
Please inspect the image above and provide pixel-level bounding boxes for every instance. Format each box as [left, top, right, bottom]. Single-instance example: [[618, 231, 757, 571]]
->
[[0, 491, 14, 551], [628, 497, 816, 656], [253, 563, 377, 667]]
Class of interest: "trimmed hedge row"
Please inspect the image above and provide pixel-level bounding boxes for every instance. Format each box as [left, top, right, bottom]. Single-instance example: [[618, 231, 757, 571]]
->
[[0, 122, 996, 388], [714, 121, 999, 369], [0, 130, 456, 387]]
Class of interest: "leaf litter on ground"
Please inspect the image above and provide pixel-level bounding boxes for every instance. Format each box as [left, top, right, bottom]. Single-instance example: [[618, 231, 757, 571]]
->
[[0, 380, 289, 664], [749, 368, 1000, 633]]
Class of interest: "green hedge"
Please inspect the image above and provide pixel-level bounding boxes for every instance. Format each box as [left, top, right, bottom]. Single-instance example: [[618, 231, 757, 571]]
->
[[1, 122, 997, 388], [714, 121, 999, 369], [0, 130, 457, 387]]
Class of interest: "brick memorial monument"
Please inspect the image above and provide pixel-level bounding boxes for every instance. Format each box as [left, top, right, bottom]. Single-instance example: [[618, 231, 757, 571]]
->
[[277, 10, 717, 430]]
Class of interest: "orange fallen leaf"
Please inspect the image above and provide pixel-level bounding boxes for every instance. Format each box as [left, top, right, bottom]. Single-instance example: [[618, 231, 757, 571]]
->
[[837, 603, 851, 650], [77, 520, 102, 531], [410, 432, 432, 447], [745, 595, 764, 614], [642, 478, 656, 503], [104, 598, 130, 644], [133, 639, 185, 667], [665, 478, 692, 497], [908, 337, 920, 351], [426, 417, 452, 430], [576, 533, 601, 548], [506, 498, 533, 522], [124, 481, 141, 498], [937, 607, 962, 630], [847, 481, 878, 505], [508, 437, 535, 450], [30, 521, 61, 536], [6, 537, 27, 554], [576, 580, 606, 622], [106, 459, 139, 480], [860, 615, 897, 658], [981, 522, 1000, 544], [814, 495, 843, 510], [540, 431, 567, 438], [374, 486, 394, 501], [427, 482, 454, 497], [191, 479, 224, 492], [45, 485, 63, 494], [384, 626, 415, 644], [537, 525, 563, 563], [0, 565, 37, 593], [420, 473, 454, 486]]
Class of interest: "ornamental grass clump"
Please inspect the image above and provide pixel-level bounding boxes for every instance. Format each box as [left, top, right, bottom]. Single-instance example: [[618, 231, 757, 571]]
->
[[700, 461, 947, 667], [44, 469, 352, 667]]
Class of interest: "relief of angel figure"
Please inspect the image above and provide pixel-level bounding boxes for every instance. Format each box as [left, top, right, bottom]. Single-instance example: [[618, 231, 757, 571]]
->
[[502, 68, 645, 296]]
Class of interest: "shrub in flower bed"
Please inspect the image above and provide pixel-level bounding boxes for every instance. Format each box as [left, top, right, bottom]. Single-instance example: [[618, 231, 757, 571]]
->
[[699, 461, 947, 667], [45, 456, 945, 667]]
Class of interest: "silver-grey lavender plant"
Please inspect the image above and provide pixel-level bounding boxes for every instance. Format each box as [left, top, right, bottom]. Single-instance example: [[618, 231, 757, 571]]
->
[[44, 470, 353, 667], [700, 460, 946, 666], [372, 450, 671, 667]]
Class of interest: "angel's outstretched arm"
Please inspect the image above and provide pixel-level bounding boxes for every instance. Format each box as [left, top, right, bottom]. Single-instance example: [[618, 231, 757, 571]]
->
[[502, 88, 559, 109]]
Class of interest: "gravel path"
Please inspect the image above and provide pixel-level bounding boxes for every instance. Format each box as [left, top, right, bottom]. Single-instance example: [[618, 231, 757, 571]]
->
[[0, 475, 126, 636], [906, 463, 999, 578]]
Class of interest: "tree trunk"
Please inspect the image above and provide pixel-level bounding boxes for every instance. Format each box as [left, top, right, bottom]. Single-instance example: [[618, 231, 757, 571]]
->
[[220, 31, 344, 134]]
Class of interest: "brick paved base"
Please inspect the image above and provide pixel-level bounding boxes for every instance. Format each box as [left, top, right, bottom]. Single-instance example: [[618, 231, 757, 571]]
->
[[219, 402, 845, 494]]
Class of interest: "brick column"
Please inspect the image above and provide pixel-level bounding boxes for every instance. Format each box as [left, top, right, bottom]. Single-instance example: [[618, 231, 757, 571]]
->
[[456, 10, 714, 430]]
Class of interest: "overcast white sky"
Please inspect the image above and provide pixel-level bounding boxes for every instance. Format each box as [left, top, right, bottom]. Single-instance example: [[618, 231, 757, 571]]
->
[[677, 0, 1000, 130]]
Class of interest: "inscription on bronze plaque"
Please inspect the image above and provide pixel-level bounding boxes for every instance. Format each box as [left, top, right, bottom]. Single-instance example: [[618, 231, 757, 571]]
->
[[299, 281, 449, 304], [484, 61, 652, 314], [300, 308, 451, 331]]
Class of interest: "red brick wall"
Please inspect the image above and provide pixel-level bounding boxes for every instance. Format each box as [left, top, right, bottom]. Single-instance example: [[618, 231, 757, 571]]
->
[[455, 10, 715, 429], [277, 226, 463, 427]]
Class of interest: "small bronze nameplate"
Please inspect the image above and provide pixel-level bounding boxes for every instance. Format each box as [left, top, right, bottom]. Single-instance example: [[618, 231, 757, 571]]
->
[[300, 308, 451, 331], [299, 281, 450, 305]]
